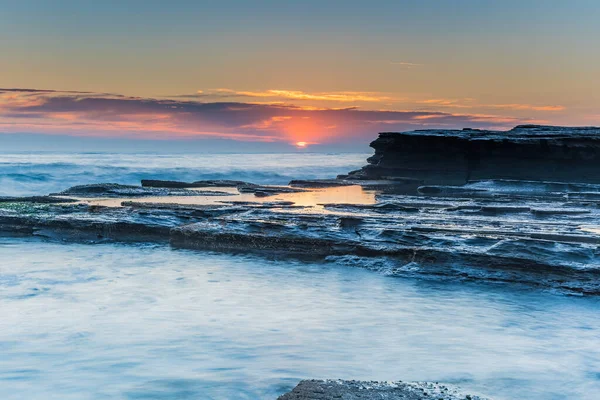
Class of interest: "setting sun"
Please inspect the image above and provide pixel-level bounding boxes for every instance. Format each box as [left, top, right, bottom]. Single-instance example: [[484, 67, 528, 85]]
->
[[295, 141, 308, 148]]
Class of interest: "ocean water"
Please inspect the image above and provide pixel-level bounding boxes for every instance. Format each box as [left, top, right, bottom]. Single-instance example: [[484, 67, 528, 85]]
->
[[0, 152, 369, 197], [1, 152, 600, 399], [1, 237, 599, 400]]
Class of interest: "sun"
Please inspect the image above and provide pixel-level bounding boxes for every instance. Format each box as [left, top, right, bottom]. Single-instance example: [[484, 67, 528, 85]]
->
[[295, 141, 308, 148]]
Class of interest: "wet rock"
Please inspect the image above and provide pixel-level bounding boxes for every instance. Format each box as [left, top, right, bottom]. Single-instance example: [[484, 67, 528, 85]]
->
[[345, 125, 600, 185], [53, 183, 234, 197], [0, 196, 77, 204], [339, 216, 363, 229], [418, 186, 490, 196], [141, 179, 249, 188], [140, 180, 199, 188], [321, 202, 420, 213], [237, 183, 308, 197], [218, 200, 304, 209], [120, 201, 244, 217], [289, 179, 356, 188], [479, 206, 531, 214], [277, 379, 488, 400], [468, 179, 600, 193], [170, 220, 360, 256], [0, 211, 173, 242], [531, 208, 591, 216], [567, 192, 600, 201], [54, 183, 139, 196], [3, 187, 600, 295]]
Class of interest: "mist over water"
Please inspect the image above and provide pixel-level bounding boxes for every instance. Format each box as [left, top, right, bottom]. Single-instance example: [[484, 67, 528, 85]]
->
[[0, 153, 369, 196], [1, 238, 600, 400], [2, 151, 600, 400]]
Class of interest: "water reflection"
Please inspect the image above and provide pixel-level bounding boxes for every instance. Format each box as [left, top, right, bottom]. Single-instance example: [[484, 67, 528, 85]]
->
[[81, 185, 377, 211]]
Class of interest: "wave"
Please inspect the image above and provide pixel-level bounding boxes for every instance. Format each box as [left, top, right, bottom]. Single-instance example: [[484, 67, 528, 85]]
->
[[0, 152, 369, 196]]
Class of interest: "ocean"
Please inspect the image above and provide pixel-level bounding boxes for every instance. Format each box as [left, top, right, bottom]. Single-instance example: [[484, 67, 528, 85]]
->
[[0, 152, 369, 197], [1, 152, 600, 399]]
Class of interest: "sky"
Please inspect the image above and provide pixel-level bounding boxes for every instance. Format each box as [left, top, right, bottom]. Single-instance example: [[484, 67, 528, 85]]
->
[[1, 0, 599, 151]]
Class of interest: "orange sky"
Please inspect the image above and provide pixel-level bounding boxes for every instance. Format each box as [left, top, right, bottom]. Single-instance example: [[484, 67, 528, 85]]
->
[[1, 2, 599, 149]]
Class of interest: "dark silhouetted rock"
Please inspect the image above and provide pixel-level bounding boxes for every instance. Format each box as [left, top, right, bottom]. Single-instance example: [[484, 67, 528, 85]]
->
[[345, 125, 600, 185]]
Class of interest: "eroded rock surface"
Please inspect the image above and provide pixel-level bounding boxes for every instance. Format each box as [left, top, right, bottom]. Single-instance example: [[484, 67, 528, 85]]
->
[[277, 380, 487, 400], [3, 177, 600, 295], [2, 126, 600, 296]]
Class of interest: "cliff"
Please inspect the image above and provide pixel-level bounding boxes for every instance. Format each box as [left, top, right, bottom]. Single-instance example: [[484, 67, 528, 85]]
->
[[341, 125, 600, 184]]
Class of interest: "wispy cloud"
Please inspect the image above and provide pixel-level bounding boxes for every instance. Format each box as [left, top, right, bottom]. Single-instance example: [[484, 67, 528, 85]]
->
[[417, 98, 566, 112], [417, 98, 475, 108], [390, 61, 424, 68], [192, 88, 394, 103], [487, 104, 566, 111]]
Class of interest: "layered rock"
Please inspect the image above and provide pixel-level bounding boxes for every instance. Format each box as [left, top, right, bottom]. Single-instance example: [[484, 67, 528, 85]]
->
[[3, 178, 600, 295], [342, 125, 600, 185], [236, 183, 308, 197], [141, 179, 249, 188], [0, 196, 77, 204], [51, 183, 234, 197]]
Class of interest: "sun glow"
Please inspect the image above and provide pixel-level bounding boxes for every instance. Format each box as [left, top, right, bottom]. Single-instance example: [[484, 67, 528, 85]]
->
[[295, 141, 308, 148]]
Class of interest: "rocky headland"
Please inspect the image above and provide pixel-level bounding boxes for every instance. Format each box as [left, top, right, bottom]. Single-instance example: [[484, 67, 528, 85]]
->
[[341, 125, 600, 185]]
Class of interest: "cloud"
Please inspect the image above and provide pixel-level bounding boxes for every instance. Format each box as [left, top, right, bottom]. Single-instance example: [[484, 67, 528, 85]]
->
[[190, 88, 395, 103], [417, 98, 565, 112], [487, 104, 566, 111], [417, 98, 475, 108], [0, 88, 543, 145], [183, 89, 566, 115], [390, 61, 423, 68]]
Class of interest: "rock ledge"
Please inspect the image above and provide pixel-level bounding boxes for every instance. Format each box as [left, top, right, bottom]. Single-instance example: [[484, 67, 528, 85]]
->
[[343, 125, 600, 184]]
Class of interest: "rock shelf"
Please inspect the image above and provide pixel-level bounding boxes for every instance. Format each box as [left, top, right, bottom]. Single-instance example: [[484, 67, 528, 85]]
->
[[1, 126, 600, 296]]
